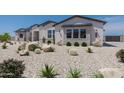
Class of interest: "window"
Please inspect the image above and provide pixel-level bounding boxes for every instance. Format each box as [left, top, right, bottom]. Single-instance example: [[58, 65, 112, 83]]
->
[[73, 29, 79, 38], [19, 34, 23, 38], [66, 29, 72, 38], [48, 30, 52, 38], [80, 29, 86, 38], [53, 30, 55, 38]]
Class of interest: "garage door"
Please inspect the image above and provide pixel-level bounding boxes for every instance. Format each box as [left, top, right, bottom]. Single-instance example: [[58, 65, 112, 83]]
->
[[105, 36, 120, 42]]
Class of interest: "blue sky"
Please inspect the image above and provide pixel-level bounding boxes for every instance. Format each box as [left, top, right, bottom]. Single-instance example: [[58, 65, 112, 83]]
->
[[0, 15, 124, 36]]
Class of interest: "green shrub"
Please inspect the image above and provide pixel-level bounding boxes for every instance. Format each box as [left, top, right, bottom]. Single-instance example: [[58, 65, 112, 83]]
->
[[0, 33, 10, 42], [87, 47, 93, 53], [2, 43, 7, 49], [68, 68, 82, 78], [66, 42, 72, 46], [116, 49, 124, 62], [81, 42, 87, 47], [28, 44, 39, 51], [40, 64, 58, 78], [74, 42, 79, 47], [94, 72, 104, 78], [0, 59, 25, 78], [47, 40, 51, 45]]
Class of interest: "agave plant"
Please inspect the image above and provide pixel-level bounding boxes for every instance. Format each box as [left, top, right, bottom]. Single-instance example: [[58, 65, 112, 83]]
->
[[94, 72, 104, 78], [68, 68, 82, 78], [40, 64, 58, 78]]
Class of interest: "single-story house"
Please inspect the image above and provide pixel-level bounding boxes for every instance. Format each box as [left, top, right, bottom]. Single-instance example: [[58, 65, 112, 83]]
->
[[15, 15, 106, 46]]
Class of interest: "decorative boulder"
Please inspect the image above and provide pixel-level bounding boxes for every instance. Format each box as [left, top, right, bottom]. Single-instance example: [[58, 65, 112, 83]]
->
[[19, 50, 29, 56], [26, 42, 40, 51], [98, 68, 124, 78], [18, 43, 26, 50], [34, 48, 41, 54], [92, 38, 102, 47], [42, 44, 55, 52], [68, 48, 78, 56]]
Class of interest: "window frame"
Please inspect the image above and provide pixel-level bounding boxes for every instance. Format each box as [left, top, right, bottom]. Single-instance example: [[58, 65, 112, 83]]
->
[[73, 29, 79, 38], [66, 29, 72, 38], [80, 29, 86, 38], [48, 30, 52, 38]]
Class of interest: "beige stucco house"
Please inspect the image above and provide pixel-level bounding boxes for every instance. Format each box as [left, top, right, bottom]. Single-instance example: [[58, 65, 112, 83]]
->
[[15, 15, 106, 46]]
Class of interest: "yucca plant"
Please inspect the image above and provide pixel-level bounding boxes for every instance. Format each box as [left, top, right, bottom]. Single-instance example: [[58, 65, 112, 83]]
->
[[68, 68, 82, 78], [2, 43, 7, 49], [40, 64, 58, 78], [94, 72, 104, 78]]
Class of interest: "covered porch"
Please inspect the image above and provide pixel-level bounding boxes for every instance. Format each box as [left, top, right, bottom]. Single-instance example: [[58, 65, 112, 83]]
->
[[31, 31, 39, 41]]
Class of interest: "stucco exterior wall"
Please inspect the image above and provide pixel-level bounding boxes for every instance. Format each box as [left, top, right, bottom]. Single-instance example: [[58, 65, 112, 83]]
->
[[39, 23, 55, 43], [16, 31, 26, 41], [30, 26, 39, 41], [94, 27, 104, 45], [55, 17, 104, 45]]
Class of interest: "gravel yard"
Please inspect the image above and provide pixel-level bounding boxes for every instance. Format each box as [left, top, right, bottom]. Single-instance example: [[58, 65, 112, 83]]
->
[[0, 42, 124, 78]]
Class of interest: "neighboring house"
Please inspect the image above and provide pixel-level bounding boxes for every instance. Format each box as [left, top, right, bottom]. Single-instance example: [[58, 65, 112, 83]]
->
[[15, 15, 106, 45]]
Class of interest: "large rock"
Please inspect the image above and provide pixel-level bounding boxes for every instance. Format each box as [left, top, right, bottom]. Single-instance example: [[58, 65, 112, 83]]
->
[[18, 43, 27, 50], [42, 44, 55, 52], [68, 48, 78, 56], [19, 50, 29, 56], [98, 68, 124, 78], [34, 48, 41, 54], [92, 38, 102, 47], [26, 42, 40, 51]]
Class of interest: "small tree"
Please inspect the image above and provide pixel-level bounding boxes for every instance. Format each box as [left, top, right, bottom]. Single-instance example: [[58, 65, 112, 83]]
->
[[0, 33, 11, 42]]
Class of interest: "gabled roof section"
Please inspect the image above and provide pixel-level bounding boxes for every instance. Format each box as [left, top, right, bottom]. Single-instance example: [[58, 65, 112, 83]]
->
[[30, 24, 39, 29], [62, 23, 93, 27], [15, 28, 28, 32], [54, 15, 107, 26], [39, 20, 57, 27]]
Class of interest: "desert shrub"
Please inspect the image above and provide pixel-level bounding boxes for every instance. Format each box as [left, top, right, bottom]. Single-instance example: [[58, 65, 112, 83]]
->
[[40, 64, 58, 78], [68, 68, 82, 78], [94, 72, 104, 78], [2, 43, 7, 49], [116, 49, 124, 62], [66, 42, 72, 46], [47, 40, 51, 45], [87, 47, 93, 53], [81, 42, 87, 47], [0, 59, 25, 78], [43, 47, 55, 52], [18, 47, 21, 51], [74, 42, 79, 47], [28, 44, 39, 51]]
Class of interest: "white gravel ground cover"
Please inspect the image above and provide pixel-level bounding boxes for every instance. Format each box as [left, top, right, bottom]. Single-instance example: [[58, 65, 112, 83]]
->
[[0, 42, 124, 78]]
